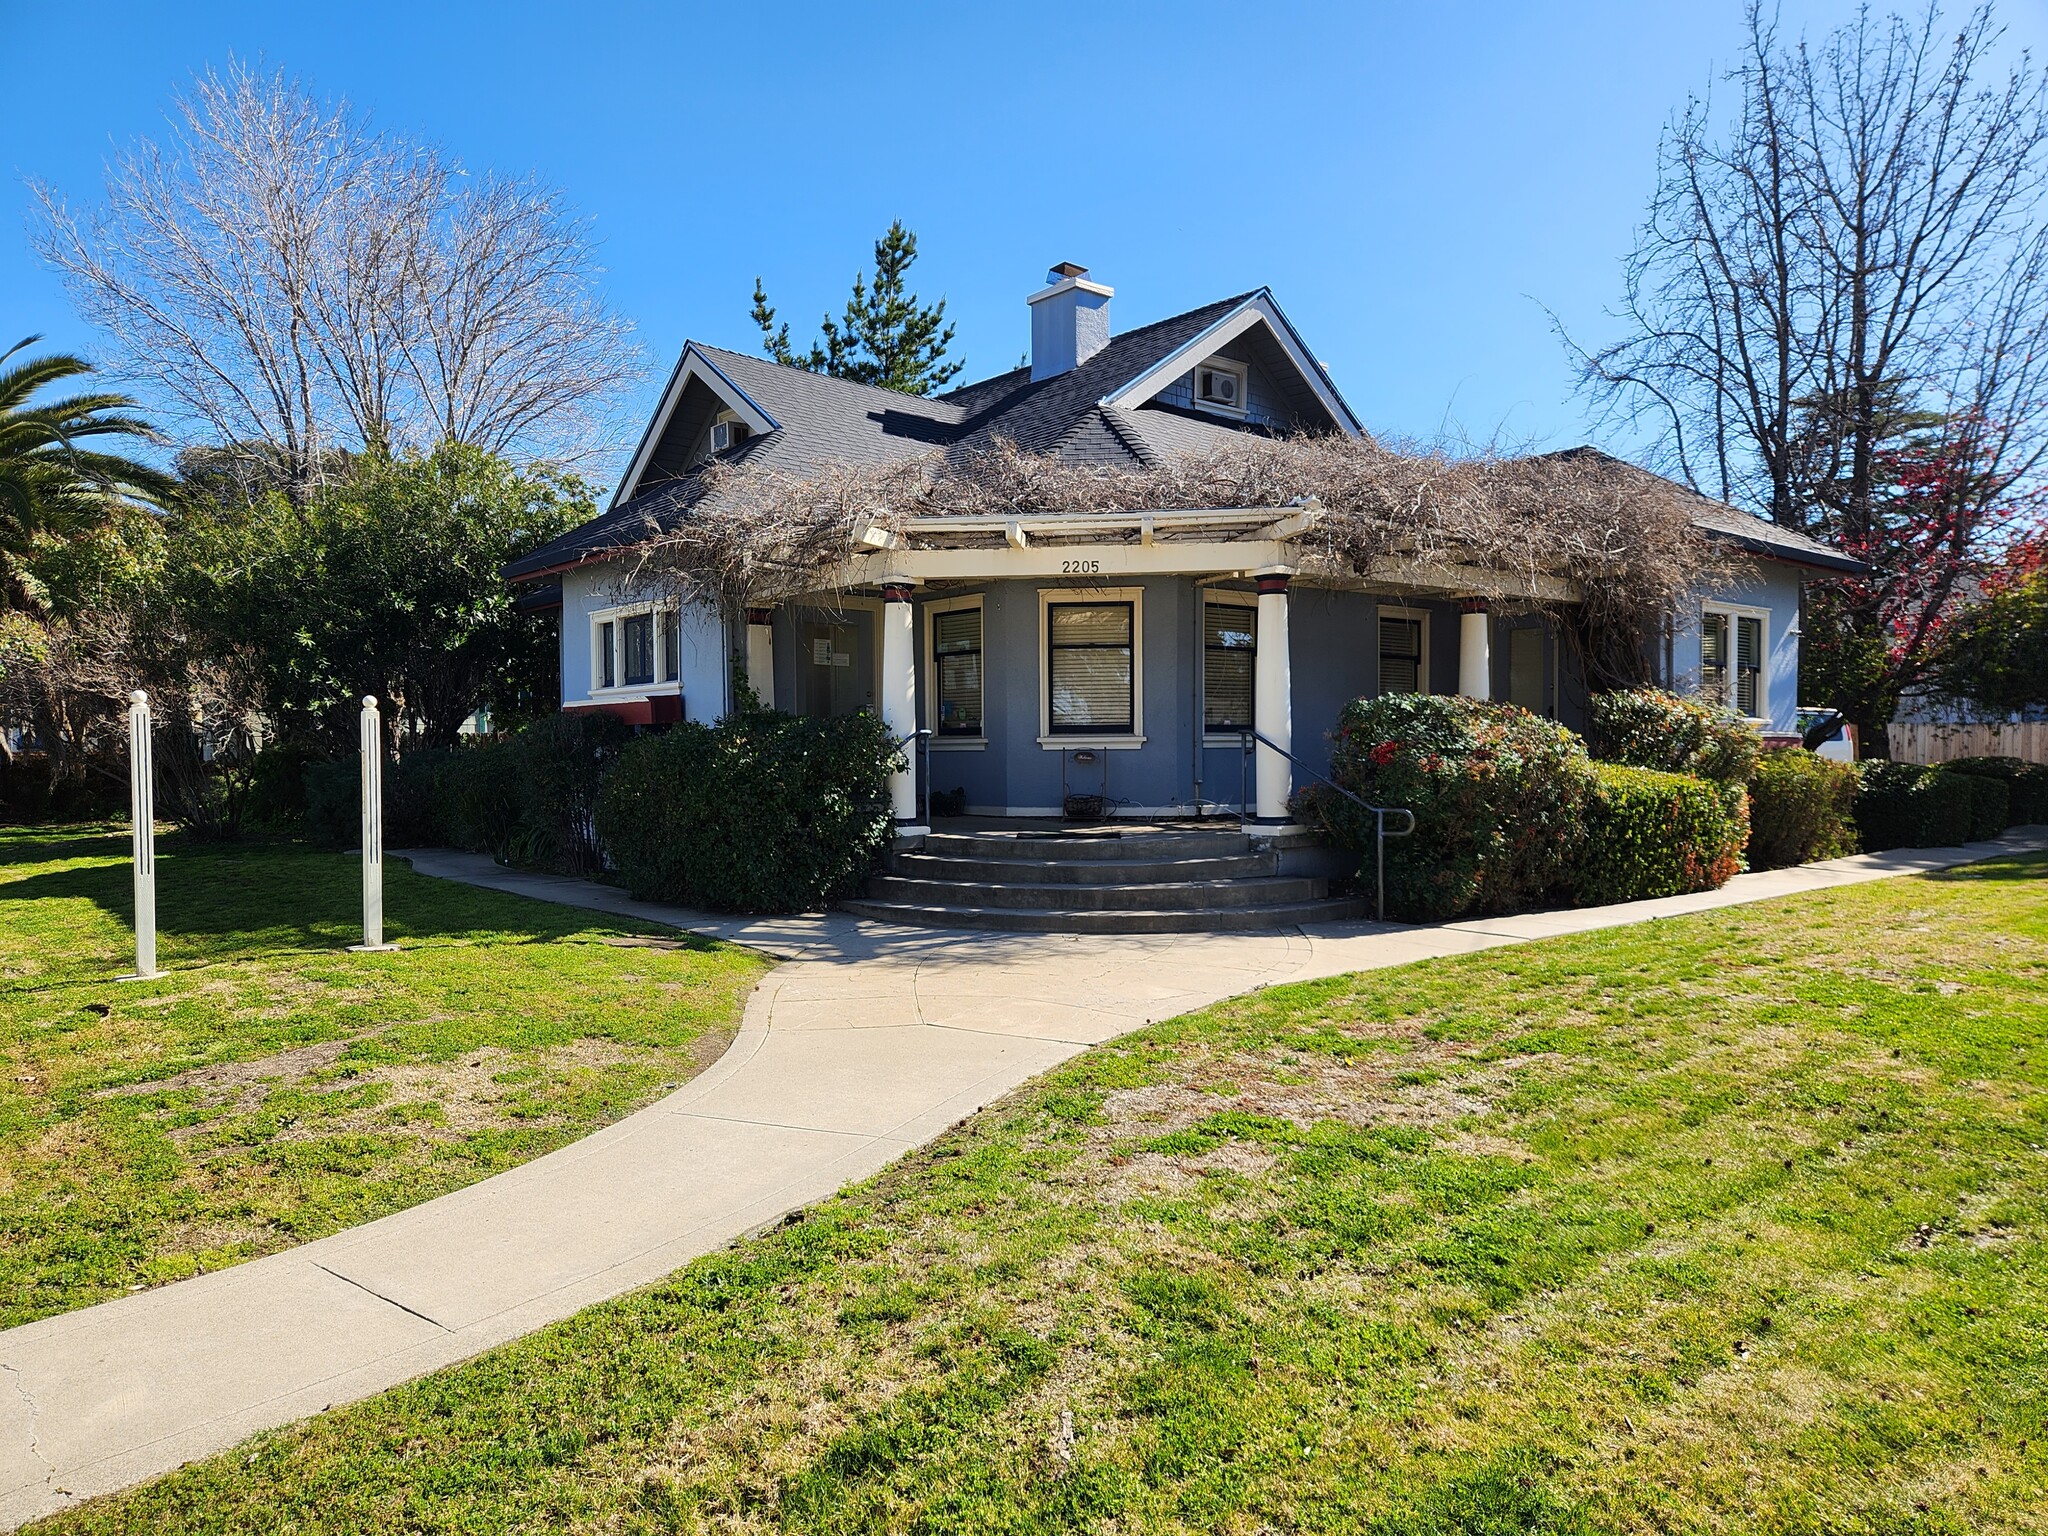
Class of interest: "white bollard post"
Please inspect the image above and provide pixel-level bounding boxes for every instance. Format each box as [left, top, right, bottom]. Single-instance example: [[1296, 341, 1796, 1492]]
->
[[120, 690, 158, 981], [350, 696, 398, 953]]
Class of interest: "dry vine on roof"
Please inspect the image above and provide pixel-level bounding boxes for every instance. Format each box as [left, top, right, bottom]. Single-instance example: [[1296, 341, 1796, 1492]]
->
[[623, 434, 1728, 687]]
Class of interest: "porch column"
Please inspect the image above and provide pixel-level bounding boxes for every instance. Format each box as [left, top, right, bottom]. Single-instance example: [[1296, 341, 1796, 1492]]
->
[[1458, 598, 1492, 701], [880, 581, 924, 832], [744, 608, 775, 706], [1253, 570, 1293, 823]]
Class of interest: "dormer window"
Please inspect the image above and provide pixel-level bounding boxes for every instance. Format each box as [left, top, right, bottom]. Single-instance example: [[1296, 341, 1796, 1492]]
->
[[1193, 359, 1248, 417]]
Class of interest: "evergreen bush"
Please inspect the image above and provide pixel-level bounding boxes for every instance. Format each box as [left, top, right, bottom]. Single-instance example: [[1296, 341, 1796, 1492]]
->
[[1313, 694, 1596, 921], [1586, 688, 1762, 784], [1746, 749, 1860, 869], [1940, 756, 2048, 826], [1575, 764, 1749, 904], [596, 710, 898, 913], [1853, 762, 1974, 850], [1953, 773, 2011, 841]]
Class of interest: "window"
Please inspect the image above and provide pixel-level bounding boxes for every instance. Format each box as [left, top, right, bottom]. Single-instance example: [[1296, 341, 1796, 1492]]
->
[[1203, 597, 1255, 732], [622, 613, 655, 686], [1507, 625, 1548, 715], [1701, 606, 1767, 718], [1193, 359, 1247, 416], [1048, 602, 1134, 734], [1378, 611, 1426, 695], [597, 620, 615, 689], [932, 603, 983, 737], [659, 609, 679, 682]]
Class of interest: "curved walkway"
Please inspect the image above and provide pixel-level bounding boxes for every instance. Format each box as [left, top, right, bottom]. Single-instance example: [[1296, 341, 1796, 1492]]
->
[[3, 833, 2039, 1529]]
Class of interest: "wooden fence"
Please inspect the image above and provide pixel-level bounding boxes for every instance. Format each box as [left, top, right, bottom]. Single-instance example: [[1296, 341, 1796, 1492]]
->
[[1888, 720, 2048, 765]]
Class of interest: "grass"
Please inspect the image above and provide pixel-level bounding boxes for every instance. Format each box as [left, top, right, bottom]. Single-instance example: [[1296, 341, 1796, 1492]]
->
[[28, 852, 2048, 1534], [0, 824, 767, 1327]]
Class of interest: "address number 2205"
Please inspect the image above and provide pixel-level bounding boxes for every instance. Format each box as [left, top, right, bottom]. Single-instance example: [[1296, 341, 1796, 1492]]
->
[[1061, 559, 1102, 574]]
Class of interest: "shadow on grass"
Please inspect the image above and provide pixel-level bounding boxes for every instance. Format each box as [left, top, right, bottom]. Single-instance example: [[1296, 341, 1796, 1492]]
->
[[0, 828, 723, 970]]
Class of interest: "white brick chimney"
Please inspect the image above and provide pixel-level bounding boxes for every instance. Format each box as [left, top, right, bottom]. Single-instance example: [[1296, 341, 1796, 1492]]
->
[[1027, 262, 1113, 381]]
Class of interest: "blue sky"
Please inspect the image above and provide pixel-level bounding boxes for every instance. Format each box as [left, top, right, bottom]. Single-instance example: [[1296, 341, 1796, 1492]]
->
[[8, 0, 2047, 492]]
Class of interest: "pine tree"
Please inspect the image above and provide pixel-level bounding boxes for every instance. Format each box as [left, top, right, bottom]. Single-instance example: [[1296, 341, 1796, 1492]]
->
[[750, 221, 963, 395]]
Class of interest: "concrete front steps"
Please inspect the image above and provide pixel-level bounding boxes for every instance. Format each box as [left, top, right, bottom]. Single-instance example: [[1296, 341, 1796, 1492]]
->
[[844, 826, 1369, 933]]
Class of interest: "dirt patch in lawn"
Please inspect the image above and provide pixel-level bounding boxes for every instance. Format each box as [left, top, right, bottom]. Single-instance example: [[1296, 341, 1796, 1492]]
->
[[95, 1039, 361, 1101]]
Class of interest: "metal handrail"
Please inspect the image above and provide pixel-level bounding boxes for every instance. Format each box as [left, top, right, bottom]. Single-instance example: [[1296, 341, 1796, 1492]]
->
[[1236, 727, 1415, 922], [888, 727, 934, 828]]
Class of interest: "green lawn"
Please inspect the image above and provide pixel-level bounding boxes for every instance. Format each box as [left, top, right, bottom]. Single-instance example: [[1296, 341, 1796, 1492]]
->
[[32, 851, 2048, 1534], [0, 825, 767, 1327]]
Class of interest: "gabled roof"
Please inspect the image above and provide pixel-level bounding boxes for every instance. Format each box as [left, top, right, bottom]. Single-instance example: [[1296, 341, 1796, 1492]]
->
[[508, 290, 1350, 580], [1537, 447, 1867, 575]]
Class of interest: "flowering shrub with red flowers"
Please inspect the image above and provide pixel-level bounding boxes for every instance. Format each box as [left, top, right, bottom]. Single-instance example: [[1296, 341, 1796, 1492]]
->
[[1309, 693, 1598, 922]]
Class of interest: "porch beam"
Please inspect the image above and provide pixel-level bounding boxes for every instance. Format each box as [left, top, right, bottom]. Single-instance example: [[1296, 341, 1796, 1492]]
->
[[855, 540, 1296, 582], [1362, 556, 1580, 604]]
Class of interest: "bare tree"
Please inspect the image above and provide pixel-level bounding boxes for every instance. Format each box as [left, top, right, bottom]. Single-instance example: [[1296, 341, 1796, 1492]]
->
[[1567, 1, 2048, 748], [31, 59, 640, 498]]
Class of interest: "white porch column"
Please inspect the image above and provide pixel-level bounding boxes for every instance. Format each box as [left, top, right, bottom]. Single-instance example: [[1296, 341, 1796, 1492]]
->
[[880, 581, 925, 832], [1253, 570, 1294, 823], [744, 607, 775, 706], [1457, 599, 1492, 701]]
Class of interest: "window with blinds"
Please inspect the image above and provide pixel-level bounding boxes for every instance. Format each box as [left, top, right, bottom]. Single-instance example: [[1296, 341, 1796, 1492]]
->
[[1378, 614, 1423, 695], [933, 605, 983, 736], [1048, 602, 1134, 733], [1203, 600, 1255, 731], [622, 613, 655, 686], [1702, 608, 1765, 717]]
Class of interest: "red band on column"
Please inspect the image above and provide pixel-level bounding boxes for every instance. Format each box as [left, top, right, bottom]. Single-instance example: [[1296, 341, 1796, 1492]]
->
[[1255, 574, 1291, 596], [881, 583, 915, 604], [745, 608, 773, 626], [1459, 597, 1489, 615]]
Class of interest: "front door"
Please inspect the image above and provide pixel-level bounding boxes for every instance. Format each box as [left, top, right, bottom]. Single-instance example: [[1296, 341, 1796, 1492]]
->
[[798, 616, 872, 718]]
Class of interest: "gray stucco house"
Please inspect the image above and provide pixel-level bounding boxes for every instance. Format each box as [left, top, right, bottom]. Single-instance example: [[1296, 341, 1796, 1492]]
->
[[505, 264, 1857, 846]]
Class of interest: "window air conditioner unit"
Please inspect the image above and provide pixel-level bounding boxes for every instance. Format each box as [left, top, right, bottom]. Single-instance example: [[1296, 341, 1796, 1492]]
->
[[710, 418, 749, 452]]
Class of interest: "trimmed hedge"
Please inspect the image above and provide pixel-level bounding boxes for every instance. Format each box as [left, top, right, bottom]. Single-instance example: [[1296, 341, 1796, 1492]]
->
[[1955, 773, 2011, 841], [1747, 749, 1860, 869], [1576, 764, 1749, 905], [1315, 694, 1595, 922], [1853, 762, 1973, 851], [596, 710, 897, 913], [1587, 688, 1762, 785], [1941, 756, 2048, 826]]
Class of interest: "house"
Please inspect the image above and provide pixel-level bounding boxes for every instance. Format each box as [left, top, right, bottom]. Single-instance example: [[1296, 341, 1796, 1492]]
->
[[504, 264, 1858, 857]]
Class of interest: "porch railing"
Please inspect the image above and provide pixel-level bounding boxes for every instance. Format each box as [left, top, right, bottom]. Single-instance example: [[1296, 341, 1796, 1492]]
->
[[1235, 727, 1415, 923], [888, 727, 934, 828]]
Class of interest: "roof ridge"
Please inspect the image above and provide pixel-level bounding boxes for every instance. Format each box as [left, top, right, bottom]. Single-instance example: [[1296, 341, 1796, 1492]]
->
[[689, 342, 968, 417]]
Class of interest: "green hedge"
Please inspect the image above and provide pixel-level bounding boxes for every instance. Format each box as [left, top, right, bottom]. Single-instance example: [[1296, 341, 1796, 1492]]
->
[[1747, 749, 1860, 869], [1941, 756, 2048, 826], [1576, 764, 1749, 905], [1313, 694, 1595, 922], [1587, 688, 1762, 784], [1853, 762, 1974, 851], [1954, 773, 2011, 841], [596, 710, 898, 913]]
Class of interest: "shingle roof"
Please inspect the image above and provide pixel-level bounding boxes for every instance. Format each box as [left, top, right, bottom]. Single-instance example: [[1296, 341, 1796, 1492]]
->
[[504, 307, 1863, 583], [1536, 447, 1866, 574]]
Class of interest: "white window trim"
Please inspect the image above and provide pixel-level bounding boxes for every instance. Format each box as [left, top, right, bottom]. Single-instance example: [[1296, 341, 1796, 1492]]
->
[[923, 592, 987, 752], [588, 599, 682, 698], [1038, 585, 1146, 749], [1700, 601, 1770, 722], [1201, 590, 1259, 747], [1192, 357, 1249, 419], [1377, 604, 1431, 696]]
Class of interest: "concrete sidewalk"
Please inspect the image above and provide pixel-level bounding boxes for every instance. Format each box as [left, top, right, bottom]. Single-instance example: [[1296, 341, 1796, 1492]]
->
[[3, 833, 2039, 1529]]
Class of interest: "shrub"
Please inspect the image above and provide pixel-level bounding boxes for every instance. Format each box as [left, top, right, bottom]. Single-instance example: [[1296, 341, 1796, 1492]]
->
[[1853, 762, 1974, 850], [1951, 772, 2011, 841], [509, 712, 633, 873], [244, 741, 326, 829], [1586, 688, 1762, 784], [1575, 764, 1748, 904], [434, 737, 527, 857], [596, 710, 898, 913], [1940, 756, 2048, 826], [1314, 694, 1596, 922], [301, 755, 360, 849], [1747, 749, 1860, 869]]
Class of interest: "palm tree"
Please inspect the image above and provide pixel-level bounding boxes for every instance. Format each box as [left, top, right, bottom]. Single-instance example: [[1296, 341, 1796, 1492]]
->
[[0, 336, 176, 612]]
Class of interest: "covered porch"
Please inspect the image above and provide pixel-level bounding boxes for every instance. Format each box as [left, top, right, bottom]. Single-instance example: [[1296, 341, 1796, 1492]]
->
[[738, 506, 1581, 834]]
